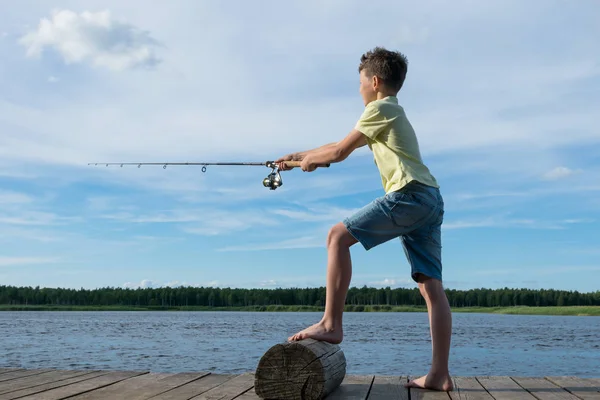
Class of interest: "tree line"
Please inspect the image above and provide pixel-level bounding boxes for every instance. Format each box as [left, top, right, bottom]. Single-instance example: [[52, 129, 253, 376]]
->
[[0, 285, 598, 308]]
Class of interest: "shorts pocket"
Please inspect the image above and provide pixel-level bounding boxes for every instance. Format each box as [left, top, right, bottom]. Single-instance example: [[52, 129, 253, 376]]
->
[[386, 191, 431, 230], [426, 207, 444, 246]]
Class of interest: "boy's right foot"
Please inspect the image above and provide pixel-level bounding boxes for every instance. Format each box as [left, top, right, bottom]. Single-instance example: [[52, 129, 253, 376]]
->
[[405, 373, 454, 391]]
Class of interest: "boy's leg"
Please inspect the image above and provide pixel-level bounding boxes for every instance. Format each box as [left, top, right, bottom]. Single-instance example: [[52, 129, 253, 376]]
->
[[287, 222, 358, 343], [397, 183, 453, 391], [405, 274, 453, 391]]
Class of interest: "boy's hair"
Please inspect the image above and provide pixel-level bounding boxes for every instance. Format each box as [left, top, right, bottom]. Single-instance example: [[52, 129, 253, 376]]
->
[[358, 47, 408, 92]]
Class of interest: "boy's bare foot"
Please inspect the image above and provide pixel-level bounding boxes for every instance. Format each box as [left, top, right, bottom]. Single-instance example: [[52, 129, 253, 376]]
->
[[287, 321, 343, 344], [405, 373, 454, 391]]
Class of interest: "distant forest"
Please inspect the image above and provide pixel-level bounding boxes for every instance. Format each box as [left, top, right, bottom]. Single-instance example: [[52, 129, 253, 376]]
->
[[1, 285, 598, 308]]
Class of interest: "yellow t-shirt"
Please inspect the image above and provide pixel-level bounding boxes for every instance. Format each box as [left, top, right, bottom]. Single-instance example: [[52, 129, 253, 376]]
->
[[355, 96, 438, 193]]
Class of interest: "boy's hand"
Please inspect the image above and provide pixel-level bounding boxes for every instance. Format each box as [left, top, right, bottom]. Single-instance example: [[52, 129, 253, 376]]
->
[[275, 153, 302, 171], [300, 155, 317, 172]]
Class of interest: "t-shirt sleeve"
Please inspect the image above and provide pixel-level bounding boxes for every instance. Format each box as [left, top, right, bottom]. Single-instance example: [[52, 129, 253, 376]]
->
[[354, 102, 389, 140]]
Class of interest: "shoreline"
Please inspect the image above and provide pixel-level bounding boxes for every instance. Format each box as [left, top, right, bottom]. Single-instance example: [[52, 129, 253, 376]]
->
[[0, 304, 598, 315]]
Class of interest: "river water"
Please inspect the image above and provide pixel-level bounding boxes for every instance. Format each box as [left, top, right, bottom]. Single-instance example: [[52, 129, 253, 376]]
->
[[1, 311, 598, 377]]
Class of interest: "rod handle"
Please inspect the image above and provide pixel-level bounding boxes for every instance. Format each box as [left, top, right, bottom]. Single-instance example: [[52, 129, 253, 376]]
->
[[280, 161, 330, 168]]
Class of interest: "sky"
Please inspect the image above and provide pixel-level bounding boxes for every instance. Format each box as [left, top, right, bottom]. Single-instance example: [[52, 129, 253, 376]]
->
[[0, 0, 599, 293]]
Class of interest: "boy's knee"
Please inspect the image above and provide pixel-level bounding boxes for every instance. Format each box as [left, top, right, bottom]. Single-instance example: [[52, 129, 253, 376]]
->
[[327, 222, 357, 248], [418, 285, 428, 302], [419, 278, 446, 300]]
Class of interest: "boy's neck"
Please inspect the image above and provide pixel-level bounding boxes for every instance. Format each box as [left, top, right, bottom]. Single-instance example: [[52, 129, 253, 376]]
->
[[376, 91, 397, 100]]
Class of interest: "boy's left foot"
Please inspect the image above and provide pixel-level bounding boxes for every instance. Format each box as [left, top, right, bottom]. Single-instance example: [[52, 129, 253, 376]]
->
[[288, 321, 343, 344], [405, 373, 454, 391]]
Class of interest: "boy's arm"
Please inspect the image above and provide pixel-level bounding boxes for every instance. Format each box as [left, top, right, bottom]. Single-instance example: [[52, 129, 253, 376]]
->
[[298, 142, 338, 157], [304, 129, 367, 165], [275, 142, 337, 163]]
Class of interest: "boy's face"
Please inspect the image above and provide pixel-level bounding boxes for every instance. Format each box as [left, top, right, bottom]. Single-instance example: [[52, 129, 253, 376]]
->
[[359, 69, 378, 105]]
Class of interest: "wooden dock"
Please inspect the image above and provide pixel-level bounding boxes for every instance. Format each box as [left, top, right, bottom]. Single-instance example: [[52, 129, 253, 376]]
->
[[0, 368, 599, 399]]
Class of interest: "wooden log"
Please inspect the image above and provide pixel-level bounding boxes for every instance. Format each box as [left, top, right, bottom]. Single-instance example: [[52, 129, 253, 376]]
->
[[254, 338, 346, 399]]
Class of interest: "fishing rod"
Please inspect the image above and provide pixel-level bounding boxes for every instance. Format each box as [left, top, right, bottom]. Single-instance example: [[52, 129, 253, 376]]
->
[[87, 160, 329, 190]]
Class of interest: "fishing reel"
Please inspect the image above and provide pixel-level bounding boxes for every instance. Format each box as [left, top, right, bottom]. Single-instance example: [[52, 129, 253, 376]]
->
[[263, 161, 283, 190]]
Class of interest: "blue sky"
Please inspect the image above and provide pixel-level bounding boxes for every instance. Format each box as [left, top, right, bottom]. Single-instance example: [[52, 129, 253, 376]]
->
[[1, 0, 599, 292]]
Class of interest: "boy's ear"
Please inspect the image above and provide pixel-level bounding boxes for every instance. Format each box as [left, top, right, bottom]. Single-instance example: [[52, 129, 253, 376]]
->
[[372, 75, 381, 89]]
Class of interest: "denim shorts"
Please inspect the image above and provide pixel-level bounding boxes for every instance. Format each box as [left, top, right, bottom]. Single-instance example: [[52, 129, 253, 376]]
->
[[343, 180, 445, 283]]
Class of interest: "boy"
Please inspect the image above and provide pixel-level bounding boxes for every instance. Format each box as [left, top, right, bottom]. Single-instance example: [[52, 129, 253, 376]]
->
[[275, 47, 453, 392]]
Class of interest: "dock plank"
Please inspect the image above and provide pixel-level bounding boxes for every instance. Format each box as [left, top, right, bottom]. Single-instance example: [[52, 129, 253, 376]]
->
[[476, 376, 537, 400], [367, 376, 409, 399], [0, 371, 110, 400], [327, 375, 374, 399], [587, 380, 600, 389], [0, 369, 96, 396], [189, 372, 255, 400], [15, 370, 148, 400], [579, 379, 600, 392], [147, 374, 237, 400], [512, 377, 580, 400], [545, 377, 600, 400], [68, 372, 210, 400], [0, 368, 597, 400], [449, 377, 494, 400], [0, 370, 23, 376], [0, 369, 54, 383], [234, 390, 261, 400]]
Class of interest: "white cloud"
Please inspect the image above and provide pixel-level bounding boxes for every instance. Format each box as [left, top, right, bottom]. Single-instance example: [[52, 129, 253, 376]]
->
[[122, 279, 155, 289], [81, 193, 362, 249], [0, 211, 80, 226], [559, 246, 600, 256], [19, 9, 162, 71], [542, 166, 582, 181], [98, 207, 281, 236], [473, 265, 600, 276], [544, 265, 600, 274], [163, 280, 196, 288], [179, 211, 280, 236], [0, 227, 63, 243], [368, 278, 412, 288], [443, 215, 566, 230], [272, 205, 361, 223], [0, 190, 34, 205], [48, 76, 59, 83], [124, 279, 197, 289], [217, 235, 323, 252], [447, 182, 600, 211], [213, 204, 363, 251], [121, 278, 322, 289], [452, 191, 529, 201], [0, 256, 60, 267], [562, 218, 594, 224], [443, 217, 499, 230], [86, 196, 121, 211]]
